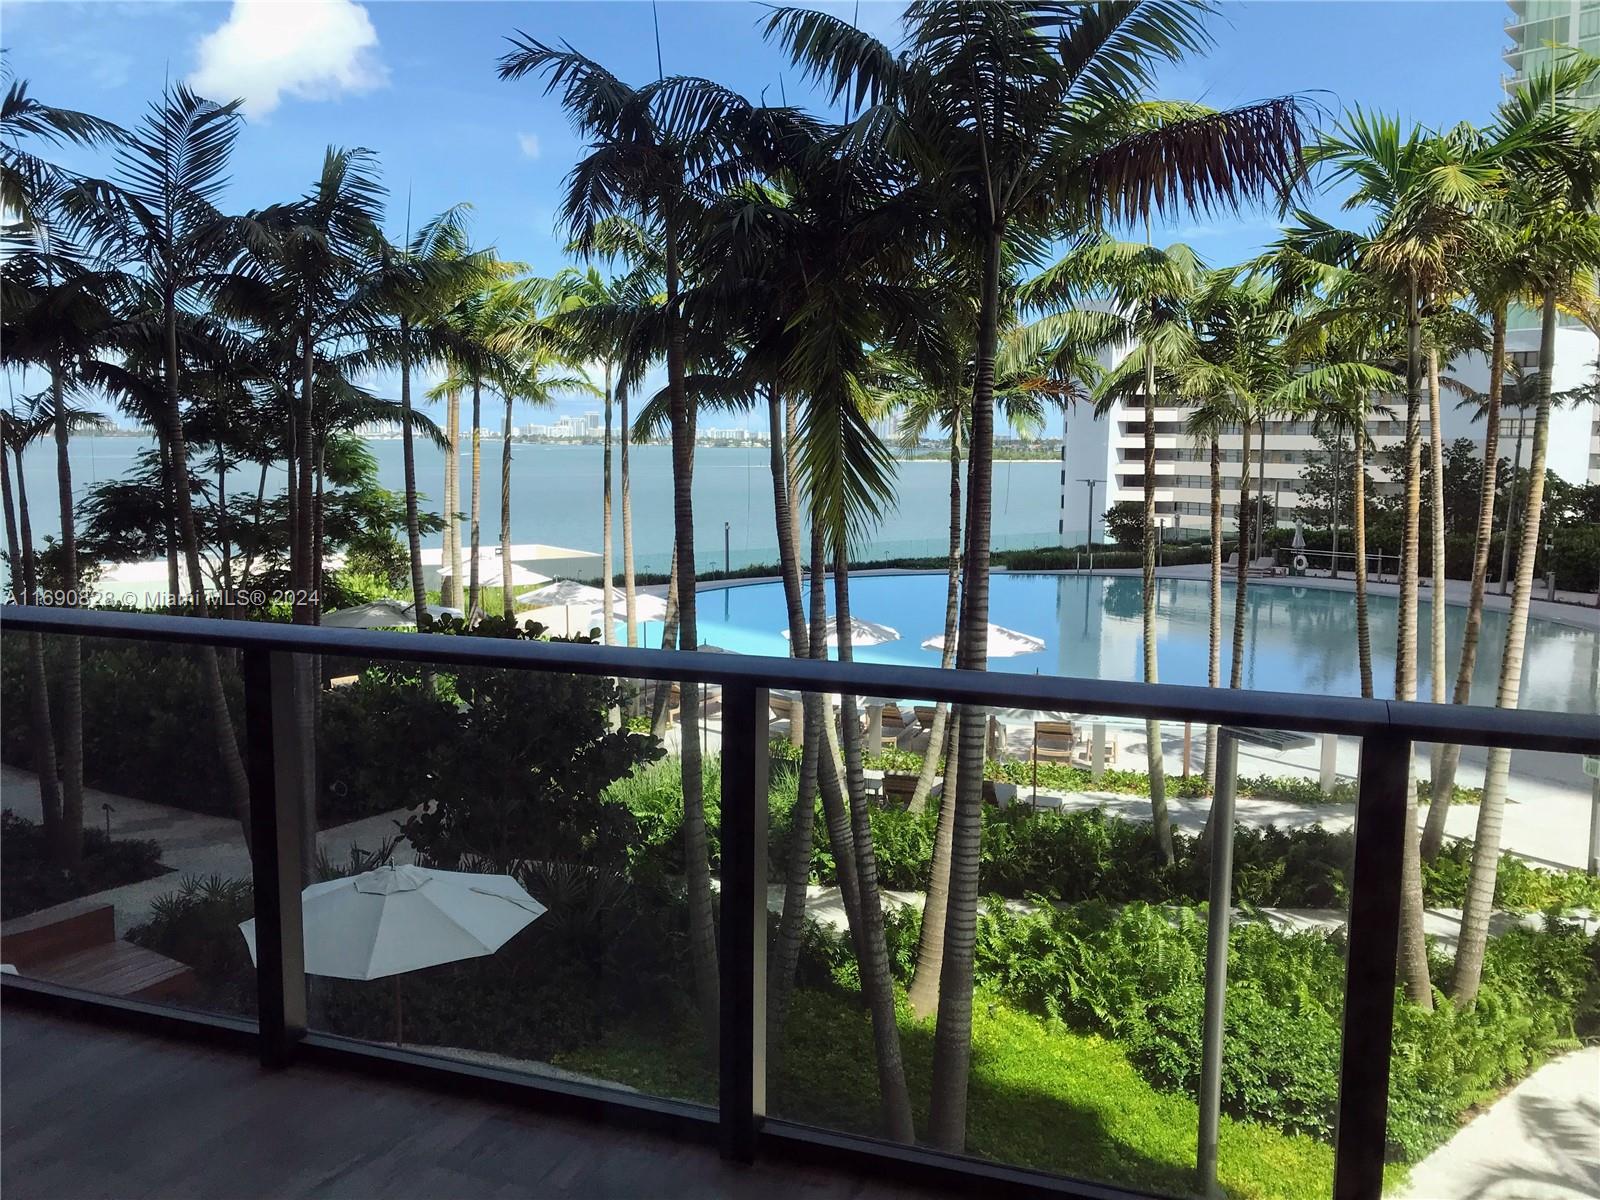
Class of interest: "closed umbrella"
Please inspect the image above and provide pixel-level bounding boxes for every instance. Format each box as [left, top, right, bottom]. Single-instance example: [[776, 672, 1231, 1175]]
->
[[921, 623, 1044, 658], [322, 599, 416, 629], [780, 615, 899, 648], [239, 864, 545, 1044]]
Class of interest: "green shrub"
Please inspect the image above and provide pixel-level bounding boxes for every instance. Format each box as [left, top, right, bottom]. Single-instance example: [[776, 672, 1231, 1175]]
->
[[0, 811, 166, 919], [970, 898, 1597, 1160], [126, 874, 257, 1012]]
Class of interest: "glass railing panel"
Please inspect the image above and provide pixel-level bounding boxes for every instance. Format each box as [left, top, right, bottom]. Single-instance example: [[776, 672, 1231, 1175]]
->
[[300, 643, 711, 1110], [0, 630, 257, 1022], [762, 688, 1366, 1198], [1388, 741, 1600, 1198]]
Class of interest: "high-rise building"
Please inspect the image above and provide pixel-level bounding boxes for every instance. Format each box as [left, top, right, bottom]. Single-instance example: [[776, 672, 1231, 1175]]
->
[[1502, 1, 1600, 483], [1056, 4, 1600, 544], [1503, 1, 1600, 101]]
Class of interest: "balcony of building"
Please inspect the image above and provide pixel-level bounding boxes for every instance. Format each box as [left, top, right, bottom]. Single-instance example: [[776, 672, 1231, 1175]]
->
[[0, 606, 1594, 1200]]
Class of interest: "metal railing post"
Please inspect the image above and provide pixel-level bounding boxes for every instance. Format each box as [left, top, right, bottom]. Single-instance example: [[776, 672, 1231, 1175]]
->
[[243, 648, 306, 1067], [1197, 729, 1238, 1197], [1332, 733, 1411, 1200], [718, 681, 769, 1161]]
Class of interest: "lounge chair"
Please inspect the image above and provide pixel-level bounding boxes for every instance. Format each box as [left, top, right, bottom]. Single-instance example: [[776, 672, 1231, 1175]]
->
[[880, 772, 918, 810], [1030, 720, 1076, 801], [1246, 555, 1279, 578]]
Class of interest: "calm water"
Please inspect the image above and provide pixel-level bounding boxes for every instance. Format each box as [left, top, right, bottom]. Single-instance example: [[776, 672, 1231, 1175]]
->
[[18, 436, 1061, 574], [668, 574, 1599, 713]]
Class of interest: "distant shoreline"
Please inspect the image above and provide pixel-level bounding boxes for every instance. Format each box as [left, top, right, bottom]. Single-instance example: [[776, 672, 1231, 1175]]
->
[[74, 430, 1062, 463]]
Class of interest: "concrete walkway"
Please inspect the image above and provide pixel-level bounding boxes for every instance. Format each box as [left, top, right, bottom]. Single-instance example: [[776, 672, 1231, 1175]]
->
[[1, 766, 413, 935], [763, 884, 1598, 946], [1398, 1046, 1600, 1200]]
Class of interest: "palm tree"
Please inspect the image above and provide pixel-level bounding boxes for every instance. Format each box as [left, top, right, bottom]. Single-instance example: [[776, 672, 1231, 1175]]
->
[[500, 37, 771, 1045], [1454, 57, 1600, 1005], [0, 406, 62, 850], [365, 204, 481, 621], [1290, 115, 1509, 1011], [765, 4, 1304, 1146]]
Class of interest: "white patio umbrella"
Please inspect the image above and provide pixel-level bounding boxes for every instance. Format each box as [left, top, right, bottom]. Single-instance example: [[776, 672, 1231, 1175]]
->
[[516, 580, 603, 608], [921, 623, 1045, 658], [780, 615, 899, 648], [239, 864, 545, 1044]]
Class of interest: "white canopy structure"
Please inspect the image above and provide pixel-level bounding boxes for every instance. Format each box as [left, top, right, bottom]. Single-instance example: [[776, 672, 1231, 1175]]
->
[[921, 624, 1045, 658], [436, 559, 551, 589], [780, 616, 899, 648]]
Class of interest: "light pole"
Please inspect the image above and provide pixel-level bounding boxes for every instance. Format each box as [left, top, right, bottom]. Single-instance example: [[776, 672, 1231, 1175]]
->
[[1080, 479, 1099, 573], [724, 521, 731, 576]]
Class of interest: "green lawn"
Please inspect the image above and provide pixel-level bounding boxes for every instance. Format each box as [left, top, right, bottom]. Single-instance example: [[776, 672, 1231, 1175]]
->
[[557, 986, 1406, 1200]]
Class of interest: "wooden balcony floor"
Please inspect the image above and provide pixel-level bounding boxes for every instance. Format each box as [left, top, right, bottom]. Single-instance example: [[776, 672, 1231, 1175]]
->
[[1, 1009, 941, 1200]]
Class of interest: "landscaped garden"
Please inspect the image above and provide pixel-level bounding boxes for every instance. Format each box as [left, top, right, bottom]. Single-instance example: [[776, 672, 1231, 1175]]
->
[[99, 662, 1600, 1200]]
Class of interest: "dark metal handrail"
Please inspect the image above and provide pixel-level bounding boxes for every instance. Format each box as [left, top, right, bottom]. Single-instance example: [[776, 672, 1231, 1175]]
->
[[3, 604, 1595, 753], [2, 600, 1597, 1200]]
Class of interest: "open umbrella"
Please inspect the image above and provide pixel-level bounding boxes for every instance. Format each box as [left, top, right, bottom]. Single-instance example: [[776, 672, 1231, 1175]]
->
[[239, 864, 545, 1044], [780, 615, 899, 648], [921, 624, 1044, 658]]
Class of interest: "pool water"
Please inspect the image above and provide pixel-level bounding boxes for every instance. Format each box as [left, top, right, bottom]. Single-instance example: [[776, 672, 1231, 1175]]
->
[[637, 573, 1599, 714]]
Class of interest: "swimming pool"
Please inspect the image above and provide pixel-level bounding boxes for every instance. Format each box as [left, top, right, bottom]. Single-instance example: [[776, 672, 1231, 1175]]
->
[[643, 573, 1599, 714]]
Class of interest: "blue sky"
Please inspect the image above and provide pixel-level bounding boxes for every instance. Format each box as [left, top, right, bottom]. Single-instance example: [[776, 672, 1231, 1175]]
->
[[3, 0, 1511, 425]]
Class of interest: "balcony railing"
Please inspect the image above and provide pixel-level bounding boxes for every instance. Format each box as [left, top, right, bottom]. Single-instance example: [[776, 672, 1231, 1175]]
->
[[1, 602, 1595, 1200]]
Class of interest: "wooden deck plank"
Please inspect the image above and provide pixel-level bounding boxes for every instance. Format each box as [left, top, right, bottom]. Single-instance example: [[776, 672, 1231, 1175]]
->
[[1, 1011, 955, 1200]]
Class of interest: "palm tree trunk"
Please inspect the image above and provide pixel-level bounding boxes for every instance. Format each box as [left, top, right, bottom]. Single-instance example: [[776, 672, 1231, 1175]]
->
[[834, 547, 916, 1143], [664, 218, 718, 1044], [808, 521, 863, 938], [766, 383, 814, 1041], [1230, 420, 1253, 689], [649, 548, 679, 735], [621, 381, 637, 646], [157, 432, 181, 605], [767, 660, 820, 1043], [1498, 404, 1525, 596], [500, 392, 514, 619], [468, 377, 483, 615], [49, 363, 84, 868], [602, 364, 614, 643], [1203, 435, 1222, 790], [399, 317, 428, 620], [1141, 360, 1173, 863], [1354, 431, 1374, 699], [786, 399, 804, 582], [2, 446, 61, 845], [1454, 288, 1558, 1005], [908, 713, 959, 1020], [296, 325, 317, 624], [1330, 437, 1342, 581], [768, 388, 808, 658], [1425, 348, 1448, 765], [1424, 309, 1505, 859], [1395, 278, 1433, 1012], [443, 389, 461, 609], [928, 224, 1002, 1154], [911, 427, 962, 813]]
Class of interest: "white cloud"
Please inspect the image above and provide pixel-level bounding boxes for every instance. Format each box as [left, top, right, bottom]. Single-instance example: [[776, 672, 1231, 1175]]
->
[[189, 0, 388, 117], [517, 132, 541, 160]]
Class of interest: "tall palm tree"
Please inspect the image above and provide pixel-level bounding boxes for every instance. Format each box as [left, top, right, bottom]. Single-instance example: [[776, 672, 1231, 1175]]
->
[[765, 4, 1304, 1146], [0, 406, 62, 850], [500, 37, 771, 1044], [365, 204, 481, 621], [1454, 57, 1600, 1004]]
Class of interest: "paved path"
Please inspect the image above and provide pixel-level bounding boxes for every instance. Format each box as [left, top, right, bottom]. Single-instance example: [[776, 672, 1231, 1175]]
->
[[1, 766, 413, 935], [1398, 1046, 1600, 1200], [762, 885, 1597, 946]]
